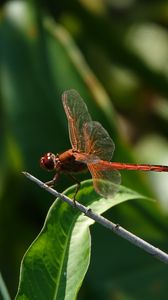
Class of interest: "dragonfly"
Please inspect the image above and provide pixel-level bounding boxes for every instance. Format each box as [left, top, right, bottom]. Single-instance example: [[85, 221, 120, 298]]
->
[[40, 89, 168, 201]]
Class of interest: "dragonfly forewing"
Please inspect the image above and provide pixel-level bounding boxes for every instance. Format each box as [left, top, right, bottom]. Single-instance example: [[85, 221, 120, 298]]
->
[[62, 89, 92, 151]]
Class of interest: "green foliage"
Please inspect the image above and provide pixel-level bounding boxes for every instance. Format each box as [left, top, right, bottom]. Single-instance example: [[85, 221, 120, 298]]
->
[[1, 0, 168, 299], [15, 181, 147, 300]]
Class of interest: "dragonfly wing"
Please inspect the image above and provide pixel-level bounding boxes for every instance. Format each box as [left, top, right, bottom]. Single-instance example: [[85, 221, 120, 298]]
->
[[88, 163, 121, 198], [83, 121, 115, 161], [73, 152, 100, 164], [62, 90, 92, 151]]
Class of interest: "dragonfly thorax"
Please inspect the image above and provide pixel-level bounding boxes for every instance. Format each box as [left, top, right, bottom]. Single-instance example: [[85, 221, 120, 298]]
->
[[40, 150, 87, 174]]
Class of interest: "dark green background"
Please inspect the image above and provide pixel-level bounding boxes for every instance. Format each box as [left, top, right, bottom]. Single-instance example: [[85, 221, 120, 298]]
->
[[1, 0, 168, 299]]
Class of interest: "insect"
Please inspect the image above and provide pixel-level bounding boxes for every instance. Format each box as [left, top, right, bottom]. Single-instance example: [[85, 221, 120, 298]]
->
[[40, 89, 168, 201]]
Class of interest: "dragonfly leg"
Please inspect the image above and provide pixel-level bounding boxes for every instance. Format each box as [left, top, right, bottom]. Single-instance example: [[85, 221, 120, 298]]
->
[[45, 172, 60, 187], [67, 174, 81, 206]]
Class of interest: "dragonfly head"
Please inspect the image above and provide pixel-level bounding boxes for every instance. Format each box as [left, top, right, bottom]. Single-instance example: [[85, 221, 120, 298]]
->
[[40, 152, 57, 171]]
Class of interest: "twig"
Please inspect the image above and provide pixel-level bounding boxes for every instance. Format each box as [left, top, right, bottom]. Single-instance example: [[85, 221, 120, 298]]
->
[[23, 172, 168, 265]]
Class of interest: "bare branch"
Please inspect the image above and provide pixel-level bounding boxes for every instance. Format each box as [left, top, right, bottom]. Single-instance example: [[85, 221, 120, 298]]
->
[[23, 172, 168, 265]]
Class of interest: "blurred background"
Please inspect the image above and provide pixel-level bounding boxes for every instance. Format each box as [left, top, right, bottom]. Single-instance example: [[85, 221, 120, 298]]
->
[[1, 0, 168, 299]]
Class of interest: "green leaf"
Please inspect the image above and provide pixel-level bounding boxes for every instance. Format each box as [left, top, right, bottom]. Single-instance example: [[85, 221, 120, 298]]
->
[[15, 180, 148, 300]]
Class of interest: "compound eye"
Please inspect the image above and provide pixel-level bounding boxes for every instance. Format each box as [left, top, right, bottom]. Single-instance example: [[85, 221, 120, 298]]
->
[[40, 152, 55, 171]]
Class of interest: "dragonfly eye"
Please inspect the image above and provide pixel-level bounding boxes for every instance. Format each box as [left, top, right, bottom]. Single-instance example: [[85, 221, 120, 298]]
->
[[40, 152, 56, 171]]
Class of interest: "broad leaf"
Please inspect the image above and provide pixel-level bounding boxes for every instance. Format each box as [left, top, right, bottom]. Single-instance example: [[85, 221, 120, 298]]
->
[[15, 180, 148, 300]]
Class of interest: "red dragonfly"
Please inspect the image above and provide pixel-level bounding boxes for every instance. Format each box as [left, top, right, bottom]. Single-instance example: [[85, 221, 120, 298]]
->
[[40, 89, 168, 200]]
